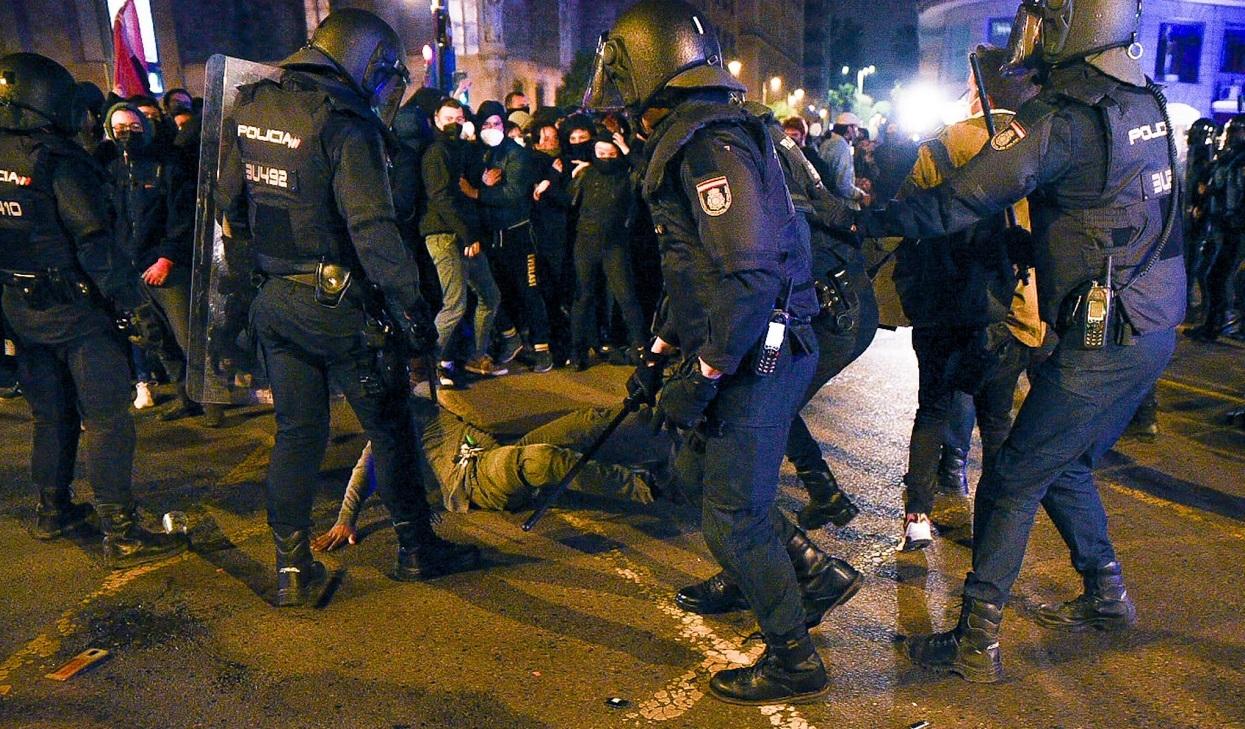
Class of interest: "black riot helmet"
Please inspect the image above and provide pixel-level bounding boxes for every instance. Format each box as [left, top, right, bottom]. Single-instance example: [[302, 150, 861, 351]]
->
[[1222, 114, 1245, 151], [281, 8, 410, 125], [1187, 117, 1217, 154], [1002, 0, 1142, 76], [0, 52, 80, 134], [583, 0, 744, 114]]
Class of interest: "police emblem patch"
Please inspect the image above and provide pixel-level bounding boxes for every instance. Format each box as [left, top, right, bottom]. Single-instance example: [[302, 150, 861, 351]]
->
[[696, 176, 732, 216], [990, 121, 1028, 151]]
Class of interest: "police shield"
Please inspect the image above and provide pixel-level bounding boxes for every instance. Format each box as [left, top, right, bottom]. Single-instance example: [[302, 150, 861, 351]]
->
[[186, 55, 280, 404]]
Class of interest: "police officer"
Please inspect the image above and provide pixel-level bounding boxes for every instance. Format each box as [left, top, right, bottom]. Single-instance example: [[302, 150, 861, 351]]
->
[[746, 101, 875, 530], [1183, 118, 1217, 309], [216, 9, 479, 607], [0, 52, 187, 568], [587, 0, 861, 704], [858, 0, 1184, 682], [1189, 114, 1245, 342]]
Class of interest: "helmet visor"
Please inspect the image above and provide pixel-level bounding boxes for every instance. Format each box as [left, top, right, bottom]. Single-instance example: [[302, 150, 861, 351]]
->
[[373, 60, 409, 126], [1001, 3, 1043, 77], [583, 33, 626, 112]]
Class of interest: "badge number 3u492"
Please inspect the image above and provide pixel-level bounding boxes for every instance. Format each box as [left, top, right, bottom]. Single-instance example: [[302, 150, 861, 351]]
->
[[696, 176, 732, 216]]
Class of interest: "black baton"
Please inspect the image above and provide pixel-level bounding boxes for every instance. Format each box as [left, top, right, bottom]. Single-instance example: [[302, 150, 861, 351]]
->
[[521, 398, 637, 531], [970, 51, 1018, 229]]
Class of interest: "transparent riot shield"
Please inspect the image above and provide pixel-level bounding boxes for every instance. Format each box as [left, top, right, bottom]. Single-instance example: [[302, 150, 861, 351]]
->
[[186, 55, 280, 404]]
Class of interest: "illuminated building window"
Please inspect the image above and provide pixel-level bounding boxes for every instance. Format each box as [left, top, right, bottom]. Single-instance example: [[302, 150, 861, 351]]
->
[[1156, 22, 1203, 84], [986, 17, 1012, 48]]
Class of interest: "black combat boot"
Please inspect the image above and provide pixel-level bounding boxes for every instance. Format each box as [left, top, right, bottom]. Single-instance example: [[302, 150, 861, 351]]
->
[[158, 383, 202, 422], [674, 573, 749, 614], [905, 596, 1004, 683], [272, 528, 328, 607], [709, 633, 829, 705], [937, 446, 970, 496], [30, 488, 96, 540], [796, 467, 860, 529], [1035, 561, 1137, 632], [391, 521, 481, 581], [786, 528, 864, 628], [97, 503, 188, 570]]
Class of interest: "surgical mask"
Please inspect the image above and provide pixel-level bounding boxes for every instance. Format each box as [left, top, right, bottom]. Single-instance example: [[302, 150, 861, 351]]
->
[[512, 135, 526, 148], [440, 122, 463, 140], [480, 128, 505, 147]]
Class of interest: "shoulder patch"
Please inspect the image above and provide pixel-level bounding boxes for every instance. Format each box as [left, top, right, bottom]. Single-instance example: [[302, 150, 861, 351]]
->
[[990, 120, 1029, 152], [779, 136, 797, 150], [695, 175, 732, 216]]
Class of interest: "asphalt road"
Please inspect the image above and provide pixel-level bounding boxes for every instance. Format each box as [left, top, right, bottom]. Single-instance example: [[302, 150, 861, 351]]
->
[[0, 329, 1242, 729]]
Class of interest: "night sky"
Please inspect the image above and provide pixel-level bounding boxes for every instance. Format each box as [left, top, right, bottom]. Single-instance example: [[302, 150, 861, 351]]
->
[[829, 0, 920, 73]]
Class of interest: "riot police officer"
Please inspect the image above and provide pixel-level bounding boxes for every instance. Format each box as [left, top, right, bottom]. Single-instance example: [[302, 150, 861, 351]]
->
[[1183, 117, 1217, 309], [1189, 114, 1245, 342], [0, 52, 187, 568], [859, 0, 1184, 682], [215, 9, 478, 607], [587, 0, 861, 704]]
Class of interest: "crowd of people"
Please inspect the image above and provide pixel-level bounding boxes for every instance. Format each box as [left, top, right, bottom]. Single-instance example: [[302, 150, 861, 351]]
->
[[3, 0, 1243, 709]]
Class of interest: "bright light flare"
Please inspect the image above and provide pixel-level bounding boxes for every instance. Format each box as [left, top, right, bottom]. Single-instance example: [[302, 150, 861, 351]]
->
[[892, 83, 966, 138]]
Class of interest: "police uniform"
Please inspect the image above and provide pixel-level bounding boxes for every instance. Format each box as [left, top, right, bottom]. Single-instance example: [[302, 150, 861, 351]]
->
[[215, 11, 477, 604], [863, 47, 1183, 680], [643, 97, 864, 659], [0, 52, 186, 567], [758, 107, 878, 529]]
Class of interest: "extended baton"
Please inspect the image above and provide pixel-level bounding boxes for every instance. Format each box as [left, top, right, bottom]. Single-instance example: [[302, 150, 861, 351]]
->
[[969, 51, 1018, 230], [425, 351, 439, 406], [521, 398, 637, 531]]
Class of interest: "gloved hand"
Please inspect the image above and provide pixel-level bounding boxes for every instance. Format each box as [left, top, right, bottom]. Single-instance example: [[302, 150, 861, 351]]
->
[[120, 301, 164, 348], [390, 297, 438, 354], [1002, 226, 1036, 271], [653, 363, 720, 430], [625, 348, 670, 409]]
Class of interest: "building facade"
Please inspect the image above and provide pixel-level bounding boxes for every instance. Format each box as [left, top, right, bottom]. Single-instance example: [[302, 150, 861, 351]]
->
[[3, 0, 805, 113], [918, 0, 1245, 116]]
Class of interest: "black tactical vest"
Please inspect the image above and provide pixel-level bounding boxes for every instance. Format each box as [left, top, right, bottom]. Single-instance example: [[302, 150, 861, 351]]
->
[[0, 132, 83, 272], [232, 76, 368, 270], [1026, 72, 1184, 333], [642, 102, 819, 352]]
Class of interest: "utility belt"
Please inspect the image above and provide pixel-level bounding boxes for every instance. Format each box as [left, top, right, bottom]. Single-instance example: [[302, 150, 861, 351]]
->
[[814, 264, 859, 334], [259, 254, 356, 309], [0, 268, 92, 310], [1057, 276, 1136, 349]]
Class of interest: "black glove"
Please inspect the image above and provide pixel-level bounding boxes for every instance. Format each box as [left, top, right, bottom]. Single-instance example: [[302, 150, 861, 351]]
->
[[653, 363, 720, 430], [1002, 226, 1036, 271], [625, 348, 669, 409], [390, 297, 438, 354], [119, 301, 164, 348]]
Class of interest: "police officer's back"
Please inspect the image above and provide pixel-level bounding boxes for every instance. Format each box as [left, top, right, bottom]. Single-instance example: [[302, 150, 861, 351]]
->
[[860, 0, 1183, 684], [0, 52, 187, 567], [215, 9, 479, 607]]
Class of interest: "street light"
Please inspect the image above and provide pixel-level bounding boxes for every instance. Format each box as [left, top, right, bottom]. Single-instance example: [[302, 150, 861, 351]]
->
[[727, 60, 742, 77], [762, 76, 782, 105], [856, 65, 876, 97], [793, 88, 805, 102], [841, 66, 850, 76]]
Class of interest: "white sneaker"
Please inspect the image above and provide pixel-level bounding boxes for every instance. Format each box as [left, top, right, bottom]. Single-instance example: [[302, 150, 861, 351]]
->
[[900, 514, 933, 552], [133, 382, 155, 409]]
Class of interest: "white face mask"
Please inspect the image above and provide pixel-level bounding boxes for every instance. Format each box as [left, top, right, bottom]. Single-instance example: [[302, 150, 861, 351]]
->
[[480, 127, 505, 147], [512, 135, 526, 148], [460, 120, 476, 140]]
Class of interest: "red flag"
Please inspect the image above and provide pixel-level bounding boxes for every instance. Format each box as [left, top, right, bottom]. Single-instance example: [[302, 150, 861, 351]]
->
[[112, 0, 150, 96]]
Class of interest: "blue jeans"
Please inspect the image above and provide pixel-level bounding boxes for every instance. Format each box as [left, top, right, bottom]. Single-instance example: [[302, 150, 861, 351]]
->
[[963, 328, 1176, 606], [426, 233, 501, 360]]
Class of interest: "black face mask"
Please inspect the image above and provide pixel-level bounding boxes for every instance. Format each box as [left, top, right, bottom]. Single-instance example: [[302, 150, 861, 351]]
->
[[114, 130, 144, 153], [567, 141, 593, 162], [440, 122, 462, 140], [593, 157, 626, 175]]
